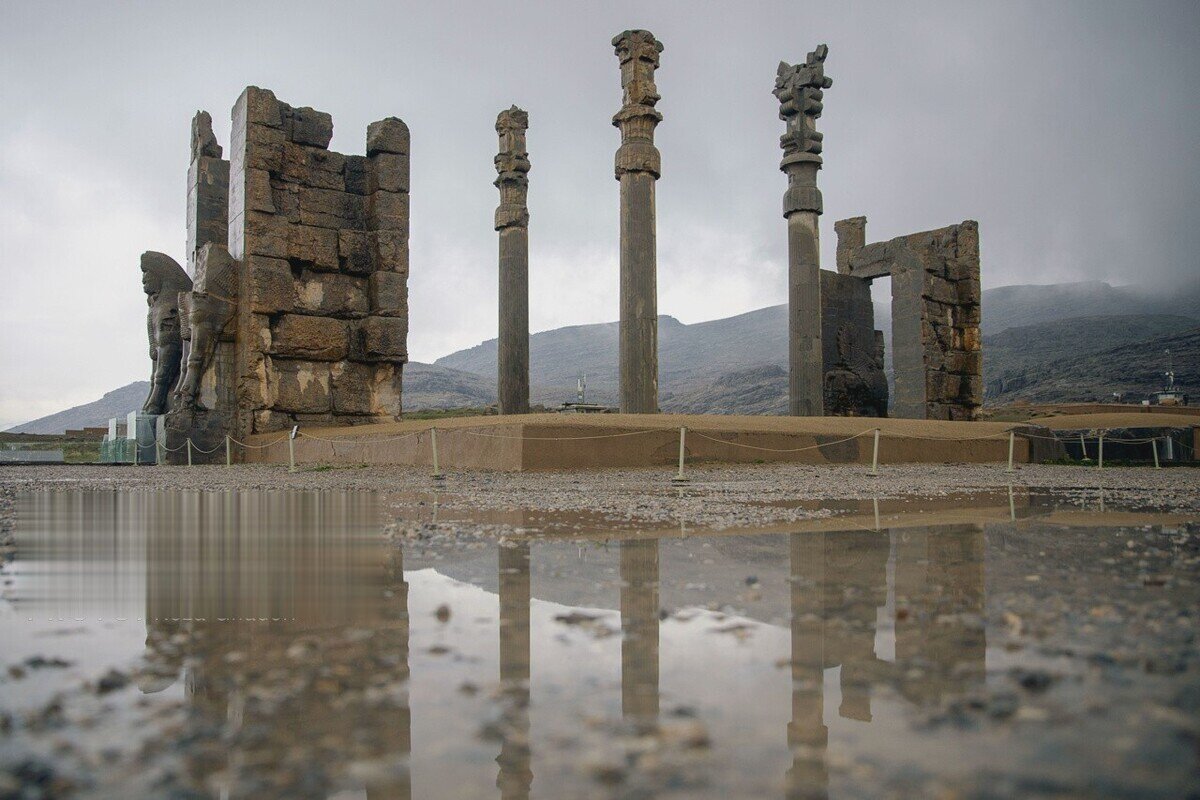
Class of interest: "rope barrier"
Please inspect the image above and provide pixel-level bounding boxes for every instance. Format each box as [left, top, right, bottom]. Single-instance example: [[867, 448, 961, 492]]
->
[[690, 428, 874, 453], [454, 428, 662, 441], [146, 419, 1195, 476]]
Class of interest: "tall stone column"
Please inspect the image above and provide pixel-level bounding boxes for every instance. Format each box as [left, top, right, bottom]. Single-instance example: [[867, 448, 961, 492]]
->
[[612, 30, 664, 414], [495, 107, 531, 415], [619, 538, 660, 731], [786, 532, 828, 799], [775, 45, 832, 417]]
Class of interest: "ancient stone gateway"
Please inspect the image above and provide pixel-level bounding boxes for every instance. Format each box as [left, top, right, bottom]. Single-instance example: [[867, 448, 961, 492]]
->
[[775, 45, 832, 417], [834, 217, 983, 420], [495, 106, 531, 415], [613, 29, 664, 414], [163, 87, 410, 461]]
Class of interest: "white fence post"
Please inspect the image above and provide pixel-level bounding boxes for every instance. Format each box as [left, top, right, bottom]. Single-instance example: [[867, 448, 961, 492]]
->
[[869, 428, 880, 476], [186, 439, 193, 467], [1006, 431, 1015, 473], [1098, 433, 1104, 469], [225, 436, 232, 467], [1153, 438, 1161, 470], [1080, 432, 1088, 460], [288, 426, 298, 473], [431, 427, 444, 480], [672, 427, 689, 483]]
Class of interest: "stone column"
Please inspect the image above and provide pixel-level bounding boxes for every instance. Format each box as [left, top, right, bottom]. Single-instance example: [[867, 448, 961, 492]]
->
[[619, 538, 659, 731], [775, 45, 832, 417], [612, 30, 664, 414], [494, 107, 531, 415]]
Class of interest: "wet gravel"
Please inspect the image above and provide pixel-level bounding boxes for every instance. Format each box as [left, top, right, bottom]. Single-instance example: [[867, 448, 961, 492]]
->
[[1, 462, 1197, 553]]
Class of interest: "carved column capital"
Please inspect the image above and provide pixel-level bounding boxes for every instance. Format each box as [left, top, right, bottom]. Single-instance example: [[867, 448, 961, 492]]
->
[[494, 105, 530, 231], [775, 44, 831, 217], [612, 29, 663, 179]]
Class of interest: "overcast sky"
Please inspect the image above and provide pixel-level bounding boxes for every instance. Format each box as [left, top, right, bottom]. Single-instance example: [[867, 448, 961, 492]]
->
[[1, 0, 1197, 428]]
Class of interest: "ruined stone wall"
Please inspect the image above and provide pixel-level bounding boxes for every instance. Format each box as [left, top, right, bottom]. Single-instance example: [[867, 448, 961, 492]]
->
[[227, 87, 409, 436], [836, 218, 981, 420], [820, 271, 888, 417]]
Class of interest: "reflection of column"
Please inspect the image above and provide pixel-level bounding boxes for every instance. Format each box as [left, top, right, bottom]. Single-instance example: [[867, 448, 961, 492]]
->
[[497, 543, 532, 800], [367, 546, 412, 800], [786, 533, 828, 800], [620, 539, 660, 728], [893, 525, 986, 706]]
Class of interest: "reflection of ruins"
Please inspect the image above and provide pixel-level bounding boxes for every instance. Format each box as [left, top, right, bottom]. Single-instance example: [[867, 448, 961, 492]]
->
[[90, 492, 990, 798], [497, 542, 533, 799], [138, 492, 413, 799]]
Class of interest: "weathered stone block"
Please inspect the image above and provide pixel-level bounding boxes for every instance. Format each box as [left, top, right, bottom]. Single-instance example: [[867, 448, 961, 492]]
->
[[285, 106, 333, 148], [234, 86, 283, 129], [245, 168, 275, 213], [368, 152, 409, 193], [369, 230, 409, 273], [271, 315, 348, 360], [269, 359, 331, 413], [923, 274, 957, 305], [245, 256, 294, 314], [366, 191, 409, 231], [253, 409, 295, 433], [243, 210, 289, 259], [298, 187, 363, 229], [343, 156, 370, 195], [338, 230, 373, 274], [286, 225, 339, 271], [366, 118, 409, 156], [330, 361, 380, 414], [294, 273, 368, 317], [279, 143, 345, 191], [358, 316, 407, 360], [368, 271, 407, 316]]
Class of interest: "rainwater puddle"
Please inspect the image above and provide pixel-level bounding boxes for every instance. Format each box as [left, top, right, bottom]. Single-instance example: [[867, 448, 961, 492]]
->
[[1, 489, 1197, 798]]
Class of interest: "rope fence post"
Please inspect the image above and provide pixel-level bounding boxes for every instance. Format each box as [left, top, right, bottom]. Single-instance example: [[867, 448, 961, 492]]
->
[[672, 427, 689, 484], [1097, 433, 1104, 470], [1005, 430, 1015, 473], [225, 436, 232, 467], [186, 439, 193, 467], [1153, 437, 1161, 470], [1079, 432, 1088, 460], [288, 426, 298, 473], [156, 435, 164, 466], [431, 427, 444, 481], [869, 428, 880, 476]]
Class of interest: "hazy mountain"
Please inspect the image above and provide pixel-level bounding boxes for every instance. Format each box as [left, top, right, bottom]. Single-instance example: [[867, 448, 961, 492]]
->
[[987, 326, 1198, 404], [5, 382, 149, 434], [14, 282, 1197, 429]]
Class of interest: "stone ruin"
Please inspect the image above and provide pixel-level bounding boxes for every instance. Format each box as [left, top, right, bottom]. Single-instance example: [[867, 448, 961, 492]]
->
[[135, 36, 981, 451], [834, 217, 982, 420], [775, 44, 982, 420], [149, 87, 410, 462]]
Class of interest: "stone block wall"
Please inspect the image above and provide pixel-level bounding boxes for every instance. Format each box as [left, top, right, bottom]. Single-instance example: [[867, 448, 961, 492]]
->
[[227, 87, 409, 436], [836, 218, 982, 420]]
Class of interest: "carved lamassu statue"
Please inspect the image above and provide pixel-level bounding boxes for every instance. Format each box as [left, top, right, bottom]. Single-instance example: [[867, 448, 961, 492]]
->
[[175, 244, 238, 409], [824, 325, 888, 417], [140, 251, 192, 414]]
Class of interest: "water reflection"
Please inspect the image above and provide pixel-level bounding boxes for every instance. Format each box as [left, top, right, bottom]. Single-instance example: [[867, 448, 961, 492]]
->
[[2, 490, 1195, 798]]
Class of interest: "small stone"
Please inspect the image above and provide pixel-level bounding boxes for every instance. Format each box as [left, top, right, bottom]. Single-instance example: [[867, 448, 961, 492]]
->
[[435, 604, 451, 623]]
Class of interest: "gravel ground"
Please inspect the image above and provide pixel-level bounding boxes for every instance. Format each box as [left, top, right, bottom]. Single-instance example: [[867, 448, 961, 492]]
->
[[2, 462, 1197, 553]]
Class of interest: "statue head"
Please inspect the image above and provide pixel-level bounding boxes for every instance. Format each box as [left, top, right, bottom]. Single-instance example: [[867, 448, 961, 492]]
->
[[140, 251, 191, 301]]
